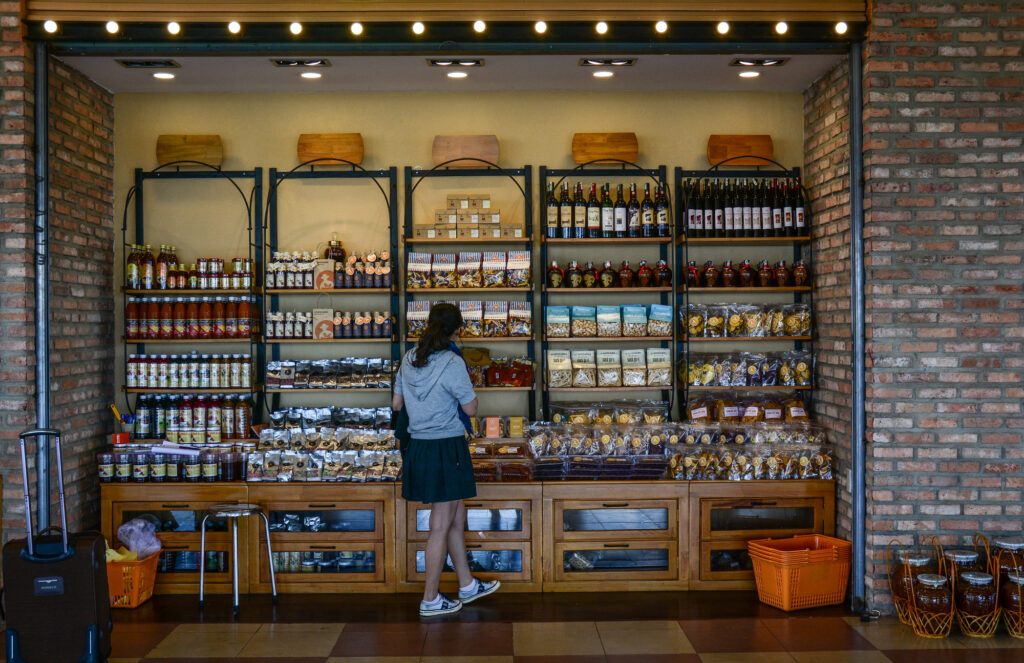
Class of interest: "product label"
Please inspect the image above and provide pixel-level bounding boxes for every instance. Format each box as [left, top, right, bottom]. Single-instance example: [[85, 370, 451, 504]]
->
[[142, 264, 154, 289], [656, 209, 669, 229], [744, 406, 760, 419], [752, 207, 762, 231], [765, 408, 783, 420], [98, 463, 113, 479], [743, 207, 752, 230], [641, 209, 654, 228], [724, 208, 733, 231], [627, 208, 640, 231], [186, 463, 201, 479], [723, 406, 740, 418], [587, 207, 601, 230], [560, 205, 572, 228], [784, 206, 794, 228], [690, 406, 708, 420], [687, 208, 696, 230], [126, 264, 140, 289], [772, 209, 783, 230], [547, 207, 559, 229], [795, 207, 806, 229], [201, 462, 218, 479], [614, 208, 627, 232], [714, 209, 724, 231], [601, 207, 614, 233]]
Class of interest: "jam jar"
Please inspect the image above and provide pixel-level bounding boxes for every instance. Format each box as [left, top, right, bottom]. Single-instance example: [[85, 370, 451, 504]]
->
[[1002, 570, 1023, 614], [957, 571, 997, 617], [943, 549, 982, 579], [892, 550, 936, 601], [993, 536, 1024, 583], [915, 574, 953, 615]]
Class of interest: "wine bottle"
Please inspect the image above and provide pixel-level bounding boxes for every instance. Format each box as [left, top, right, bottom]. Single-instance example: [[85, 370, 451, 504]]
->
[[794, 178, 807, 236], [573, 182, 587, 240], [559, 182, 573, 239], [713, 181, 725, 238], [702, 180, 714, 238], [771, 179, 783, 237], [741, 178, 753, 238], [601, 184, 614, 238], [723, 180, 734, 237], [545, 181, 559, 239], [655, 183, 670, 237], [627, 183, 641, 238], [640, 182, 655, 238], [614, 183, 627, 238], [586, 183, 601, 238], [690, 180, 703, 238], [783, 179, 795, 237], [759, 180, 772, 238], [732, 179, 744, 239], [751, 180, 763, 237]]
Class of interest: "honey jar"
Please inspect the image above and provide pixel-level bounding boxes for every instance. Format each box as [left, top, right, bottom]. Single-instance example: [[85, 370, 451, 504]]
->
[[943, 549, 982, 578], [993, 536, 1024, 583], [892, 550, 936, 601], [1002, 570, 1023, 613], [915, 574, 953, 615], [956, 571, 997, 617]]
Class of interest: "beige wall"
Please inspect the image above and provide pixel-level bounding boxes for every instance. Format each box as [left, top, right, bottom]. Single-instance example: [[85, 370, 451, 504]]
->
[[113, 89, 803, 417]]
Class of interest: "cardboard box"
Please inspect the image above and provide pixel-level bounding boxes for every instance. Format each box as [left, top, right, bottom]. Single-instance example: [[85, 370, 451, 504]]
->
[[312, 308, 334, 340], [412, 226, 438, 239], [434, 223, 458, 239], [457, 210, 481, 225], [435, 210, 457, 224], [446, 194, 471, 210], [479, 210, 501, 224], [500, 226, 526, 239], [457, 226, 482, 239], [479, 225, 503, 239], [313, 259, 335, 290], [468, 196, 492, 210]]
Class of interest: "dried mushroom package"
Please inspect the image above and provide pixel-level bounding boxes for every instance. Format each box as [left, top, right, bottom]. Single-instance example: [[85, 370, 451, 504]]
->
[[509, 301, 533, 336], [686, 304, 708, 338], [482, 251, 508, 287], [646, 348, 672, 387], [621, 349, 647, 386], [431, 253, 458, 288], [570, 350, 597, 388], [622, 305, 648, 337], [597, 349, 623, 387], [647, 304, 673, 337], [546, 306, 571, 338], [597, 305, 622, 337], [406, 252, 432, 289], [483, 301, 510, 337], [457, 252, 483, 288], [547, 349, 573, 388], [706, 304, 728, 338], [571, 305, 597, 337], [459, 300, 483, 337], [783, 303, 812, 336]]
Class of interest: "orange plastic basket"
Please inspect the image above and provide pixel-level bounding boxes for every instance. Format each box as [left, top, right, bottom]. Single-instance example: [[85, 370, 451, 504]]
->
[[107, 550, 160, 608], [749, 537, 851, 611], [749, 535, 853, 564]]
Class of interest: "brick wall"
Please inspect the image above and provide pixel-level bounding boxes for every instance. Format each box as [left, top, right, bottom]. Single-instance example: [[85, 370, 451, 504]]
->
[[803, 59, 854, 541], [862, 0, 1024, 609]]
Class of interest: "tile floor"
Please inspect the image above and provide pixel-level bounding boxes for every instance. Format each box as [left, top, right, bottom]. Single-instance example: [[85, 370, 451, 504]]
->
[[6, 593, 1024, 662]]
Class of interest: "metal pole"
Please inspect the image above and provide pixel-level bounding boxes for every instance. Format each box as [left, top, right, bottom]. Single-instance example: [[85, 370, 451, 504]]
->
[[33, 40, 52, 532], [849, 40, 867, 613]]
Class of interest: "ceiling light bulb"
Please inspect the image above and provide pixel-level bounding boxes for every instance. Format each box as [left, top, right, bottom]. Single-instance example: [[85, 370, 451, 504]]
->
[[43, 20, 58, 33], [739, 71, 760, 78], [153, 72, 175, 80], [473, 20, 486, 33], [595, 21, 608, 35], [535, 20, 547, 34], [412, 21, 425, 34], [835, 21, 848, 35], [447, 71, 468, 79], [350, 22, 363, 35], [593, 70, 614, 78], [228, 21, 241, 34], [105, 20, 119, 34], [301, 71, 321, 79], [289, 22, 303, 35], [717, 21, 730, 35], [167, 21, 180, 35], [655, 20, 668, 34], [775, 21, 788, 34]]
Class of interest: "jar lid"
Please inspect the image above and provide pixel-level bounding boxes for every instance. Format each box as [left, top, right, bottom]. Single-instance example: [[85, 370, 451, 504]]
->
[[1008, 571, 1024, 585], [896, 550, 933, 566], [961, 571, 994, 586], [943, 549, 980, 562], [918, 574, 948, 588], [994, 536, 1024, 551]]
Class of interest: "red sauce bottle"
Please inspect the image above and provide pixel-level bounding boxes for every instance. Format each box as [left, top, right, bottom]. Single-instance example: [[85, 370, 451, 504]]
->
[[125, 297, 140, 340], [198, 297, 213, 339], [145, 297, 160, 339], [236, 297, 251, 339], [224, 297, 238, 338], [172, 297, 186, 339], [140, 244, 155, 290], [212, 297, 227, 338], [159, 298, 174, 339], [186, 297, 200, 338]]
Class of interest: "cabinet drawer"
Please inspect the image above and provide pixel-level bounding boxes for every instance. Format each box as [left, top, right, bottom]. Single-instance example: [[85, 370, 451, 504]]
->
[[554, 499, 677, 541], [408, 500, 532, 542], [554, 540, 678, 582], [700, 497, 823, 541], [153, 540, 242, 588], [257, 541, 384, 585], [699, 540, 756, 582], [407, 541, 532, 583], [258, 500, 384, 543], [113, 500, 239, 542]]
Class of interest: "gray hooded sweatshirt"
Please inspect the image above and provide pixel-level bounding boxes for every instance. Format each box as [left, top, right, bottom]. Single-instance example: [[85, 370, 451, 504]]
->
[[395, 348, 476, 440]]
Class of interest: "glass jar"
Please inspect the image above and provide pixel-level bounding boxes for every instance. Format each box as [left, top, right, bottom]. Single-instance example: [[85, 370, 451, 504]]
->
[[1002, 570, 1023, 613], [183, 454, 201, 482], [165, 454, 181, 482], [956, 571, 997, 617], [131, 452, 148, 483], [892, 550, 936, 600], [148, 453, 166, 483], [915, 574, 953, 615], [97, 452, 114, 483], [994, 536, 1024, 583], [200, 453, 218, 482], [114, 452, 132, 483], [943, 549, 982, 578]]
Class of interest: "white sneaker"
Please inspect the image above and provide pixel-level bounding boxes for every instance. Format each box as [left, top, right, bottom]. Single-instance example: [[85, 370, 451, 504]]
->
[[459, 579, 501, 604], [420, 593, 463, 617]]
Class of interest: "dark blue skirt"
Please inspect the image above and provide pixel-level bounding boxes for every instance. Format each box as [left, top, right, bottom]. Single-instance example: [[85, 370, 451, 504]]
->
[[401, 435, 477, 504]]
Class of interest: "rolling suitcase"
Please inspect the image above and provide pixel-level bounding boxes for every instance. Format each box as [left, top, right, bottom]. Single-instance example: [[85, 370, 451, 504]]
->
[[3, 429, 112, 663]]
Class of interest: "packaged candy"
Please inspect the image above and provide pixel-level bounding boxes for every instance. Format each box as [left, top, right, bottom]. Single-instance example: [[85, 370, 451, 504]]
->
[[457, 252, 483, 288], [430, 253, 458, 288], [482, 251, 507, 288], [483, 301, 510, 337], [509, 301, 533, 337], [406, 252, 432, 289]]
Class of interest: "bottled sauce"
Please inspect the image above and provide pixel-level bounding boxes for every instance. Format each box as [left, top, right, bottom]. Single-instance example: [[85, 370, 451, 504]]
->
[[721, 260, 737, 288], [559, 182, 573, 239], [134, 394, 152, 438], [235, 397, 252, 440], [186, 297, 200, 338], [206, 395, 222, 444], [617, 260, 635, 288], [626, 183, 641, 238], [655, 183, 670, 237], [212, 297, 226, 338], [223, 394, 237, 440], [956, 571, 997, 617], [573, 182, 587, 240], [236, 297, 251, 339], [224, 297, 238, 338], [915, 574, 953, 616], [156, 245, 171, 289], [701, 260, 720, 288], [613, 184, 627, 238], [685, 260, 699, 288], [655, 259, 672, 287], [582, 261, 598, 288], [126, 244, 141, 290], [567, 260, 583, 288], [793, 260, 809, 287], [775, 260, 791, 287], [159, 298, 173, 339], [166, 395, 181, 443], [145, 297, 160, 339], [586, 183, 600, 238], [188, 263, 198, 289], [545, 182, 559, 239], [140, 244, 155, 290], [599, 261, 616, 288], [172, 297, 187, 339], [738, 259, 755, 287], [640, 183, 655, 238], [600, 185, 614, 239], [125, 297, 140, 340], [636, 260, 653, 287], [198, 297, 213, 339], [547, 260, 564, 288], [757, 260, 774, 287]]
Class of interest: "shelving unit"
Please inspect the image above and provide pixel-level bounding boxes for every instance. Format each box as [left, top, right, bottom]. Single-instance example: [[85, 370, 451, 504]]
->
[[539, 163, 674, 419], [264, 160, 400, 414], [403, 161, 536, 417], [675, 164, 814, 414]]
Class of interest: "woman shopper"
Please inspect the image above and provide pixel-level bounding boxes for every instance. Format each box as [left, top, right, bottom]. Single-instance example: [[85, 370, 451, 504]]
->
[[393, 303, 500, 616]]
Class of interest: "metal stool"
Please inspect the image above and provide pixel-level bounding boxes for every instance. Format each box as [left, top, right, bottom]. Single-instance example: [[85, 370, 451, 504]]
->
[[199, 503, 277, 614]]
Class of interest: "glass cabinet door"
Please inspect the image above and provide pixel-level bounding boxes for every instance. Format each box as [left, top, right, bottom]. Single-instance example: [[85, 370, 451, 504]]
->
[[153, 542, 237, 587], [554, 541, 677, 582], [261, 501, 383, 542], [410, 500, 531, 541], [555, 500, 677, 541], [408, 542, 532, 582], [701, 498, 822, 540], [700, 541, 756, 582], [258, 543, 385, 584]]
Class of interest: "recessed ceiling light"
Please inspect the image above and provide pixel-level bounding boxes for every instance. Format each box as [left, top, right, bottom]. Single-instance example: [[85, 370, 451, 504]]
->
[[350, 22, 363, 36], [289, 22, 303, 35], [535, 20, 547, 34], [655, 21, 668, 33], [117, 59, 180, 69], [43, 20, 58, 33], [301, 71, 321, 79], [447, 71, 468, 79], [153, 72, 175, 80], [579, 58, 635, 67], [835, 21, 849, 34], [729, 58, 789, 68], [595, 21, 608, 35], [739, 71, 760, 78], [105, 20, 119, 34], [412, 21, 425, 34], [473, 20, 486, 33], [428, 59, 483, 67], [271, 58, 331, 68], [717, 21, 730, 34], [167, 21, 180, 35], [228, 21, 241, 34], [775, 21, 788, 35], [593, 70, 614, 79]]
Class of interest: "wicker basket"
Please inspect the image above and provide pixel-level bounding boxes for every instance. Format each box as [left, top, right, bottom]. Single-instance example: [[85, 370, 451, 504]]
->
[[907, 536, 954, 639], [999, 549, 1024, 639]]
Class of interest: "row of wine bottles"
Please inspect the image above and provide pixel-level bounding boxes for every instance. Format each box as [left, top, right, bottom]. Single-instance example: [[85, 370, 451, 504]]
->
[[683, 177, 806, 238], [545, 181, 672, 239]]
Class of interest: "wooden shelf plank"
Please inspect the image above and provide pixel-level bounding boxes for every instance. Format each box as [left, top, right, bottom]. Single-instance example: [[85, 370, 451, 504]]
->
[[408, 287, 531, 294], [409, 337, 532, 343], [405, 236, 531, 244], [123, 337, 255, 344], [124, 387, 257, 394], [547, 386, 670, 392], [265, 288, 392, 295], [265, 388, 392, 394], [687, 385, 814, 391], [543, 286, 672, 293], [678, 235, 811, 246], [685, 286, 811, 293], [545, 237, 671, 245], [683, 336, 811, 342], [265, 338, 393, 344], [544, 336, 673, 343], [123, 288, 260, 296], [475, 386, 534, 392]]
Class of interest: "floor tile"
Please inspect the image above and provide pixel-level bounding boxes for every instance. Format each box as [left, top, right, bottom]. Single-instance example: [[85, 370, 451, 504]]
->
[[760, 617, 875, 651], [256, 623, 346, 634], [422, 657, 513, 663], [952, 633, 1024, 649], [169, 622, 264, 634], [699, 653, 796, 663], [596, 620, 695, 655], [110, 622, 177, 658], [513, 622, 604, 656], [422, 622, 514, 656], [513, 657, 608, 663], [331, 623, 429, 657], [144, 623, 258, 658], [680, 618, 785, 653], [326, 658, 419, 663], [841, 618, 964, 650], [606, 655, 702, 662], [238, 624, 343, 657], [791, 651, 894, 663], [109, 659, 142, 663], [883, 650, 1024, 663]]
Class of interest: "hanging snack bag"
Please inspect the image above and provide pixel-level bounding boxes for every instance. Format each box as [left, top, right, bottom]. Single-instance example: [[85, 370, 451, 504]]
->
[[686, 394, 711, 423], [506, 250, 532, 287], [597, 349, 623, 387], [509, 301, 532, 337], [571, 350, 597, 388], [622, 305, 648, 337], [597, 305, 622, 337], [571, 305, 597, 337], [406, 252, 432, 289], [647, 304, 673, 337], [459, 300, 483, 337], [784, 397, 810, 422], [622, 349, 647, 387], [547, 349, 572, 388], [546, 305, 571, 338], [457, 252, 483, 288], [483, 301, 510, 337], [646, 348, 672, 387], [482, 251, 507, 287], [431, 253, 458, 288]]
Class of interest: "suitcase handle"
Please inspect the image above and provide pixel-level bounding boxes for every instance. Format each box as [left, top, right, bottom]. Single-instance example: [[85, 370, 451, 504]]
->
[[18, 429, 69, 557]]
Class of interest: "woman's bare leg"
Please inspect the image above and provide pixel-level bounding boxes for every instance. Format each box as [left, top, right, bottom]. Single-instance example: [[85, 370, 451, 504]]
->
[[423, 500, 456, 602], [445, 500, 474, 588]]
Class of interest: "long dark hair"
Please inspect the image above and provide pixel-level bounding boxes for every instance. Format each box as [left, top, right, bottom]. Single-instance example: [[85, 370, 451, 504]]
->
[[412, 303, 462, 367]]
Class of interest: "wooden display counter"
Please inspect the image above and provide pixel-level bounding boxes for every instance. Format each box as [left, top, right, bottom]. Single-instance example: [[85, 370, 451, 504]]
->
[[100, 480, 834, 595]]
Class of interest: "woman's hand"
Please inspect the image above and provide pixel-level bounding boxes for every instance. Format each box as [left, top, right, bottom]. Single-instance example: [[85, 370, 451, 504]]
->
[[392, 393, 405, 411]]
